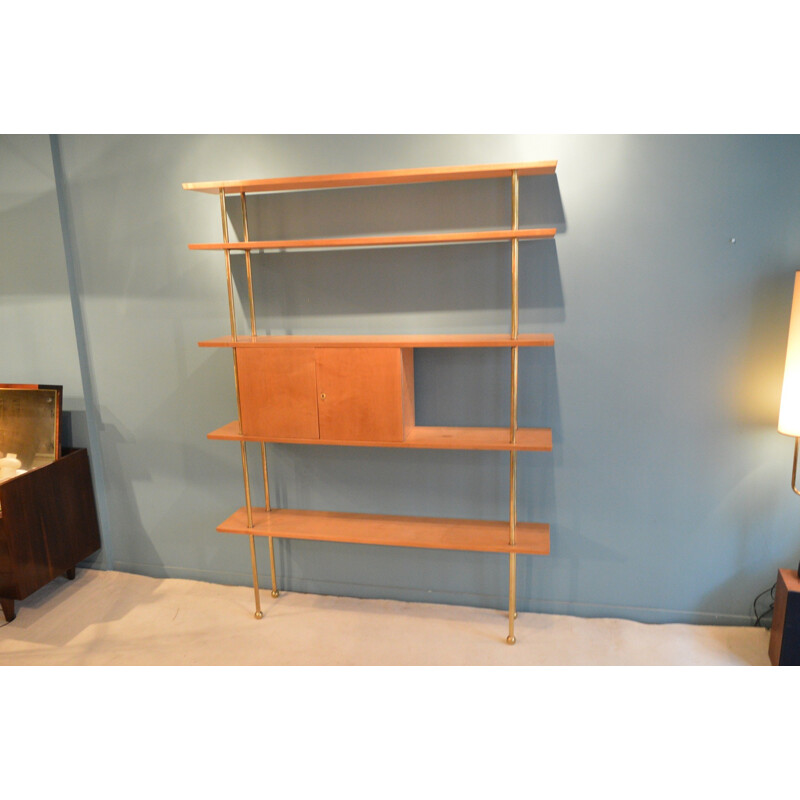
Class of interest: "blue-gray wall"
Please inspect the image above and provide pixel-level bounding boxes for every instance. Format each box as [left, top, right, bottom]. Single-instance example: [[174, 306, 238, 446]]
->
[[0, 135, 83, 426], [3, 134, 799, 624]]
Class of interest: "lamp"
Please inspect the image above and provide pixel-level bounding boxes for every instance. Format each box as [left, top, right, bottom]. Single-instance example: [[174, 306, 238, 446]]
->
[[769, 270, 800, 663], [778, 270, 800, 574]]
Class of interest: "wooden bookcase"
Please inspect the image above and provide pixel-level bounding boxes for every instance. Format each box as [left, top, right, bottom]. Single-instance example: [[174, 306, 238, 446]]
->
[[184, 161, 558, 643]]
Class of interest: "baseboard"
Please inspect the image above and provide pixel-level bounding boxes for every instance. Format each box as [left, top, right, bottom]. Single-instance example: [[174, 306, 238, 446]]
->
[[104, 560, 754, 627]]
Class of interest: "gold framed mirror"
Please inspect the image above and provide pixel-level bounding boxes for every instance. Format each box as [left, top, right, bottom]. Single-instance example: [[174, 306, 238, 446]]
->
[[0, 384, 62, 473]]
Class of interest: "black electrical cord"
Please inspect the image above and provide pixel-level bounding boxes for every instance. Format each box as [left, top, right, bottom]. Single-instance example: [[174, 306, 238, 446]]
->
[[753, 581, 777, 628]]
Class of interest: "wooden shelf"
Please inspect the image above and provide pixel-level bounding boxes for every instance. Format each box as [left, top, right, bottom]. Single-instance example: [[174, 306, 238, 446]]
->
[[198, 333, 554, 349], [218, 507, 550, 555], [188, 227, 556, 252], [208, 421, 552, 452], [182, 161, 557, 195]]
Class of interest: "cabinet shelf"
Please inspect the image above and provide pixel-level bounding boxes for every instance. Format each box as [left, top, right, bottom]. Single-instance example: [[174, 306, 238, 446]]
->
[[199, 333, 554, 349], [218, 507, 550, 555], [182, 160, 557, 195], [208, 421, 552, 452], [188, 228, 556, 252]]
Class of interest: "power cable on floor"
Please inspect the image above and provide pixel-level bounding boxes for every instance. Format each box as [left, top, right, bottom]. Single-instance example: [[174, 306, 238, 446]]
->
[[753, 582, 777, 628]]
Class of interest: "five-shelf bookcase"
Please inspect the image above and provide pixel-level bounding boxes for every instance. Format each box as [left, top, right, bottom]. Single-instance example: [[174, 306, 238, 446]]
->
[[184, 161, 558, 643]]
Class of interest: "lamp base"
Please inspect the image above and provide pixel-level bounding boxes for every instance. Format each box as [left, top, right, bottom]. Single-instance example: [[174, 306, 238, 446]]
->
[[769, 569, 800, 666]]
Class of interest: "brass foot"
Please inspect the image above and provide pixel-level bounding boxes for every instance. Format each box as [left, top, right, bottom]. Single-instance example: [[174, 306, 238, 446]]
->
[[271, 590, 279, 598], [254, 610, 263, 620], [514, 612, 518, 619], [506, 635, 516, 645]]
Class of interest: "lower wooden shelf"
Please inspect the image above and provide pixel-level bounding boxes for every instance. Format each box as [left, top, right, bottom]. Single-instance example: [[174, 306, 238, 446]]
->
[[218, 507, 550, 555], [208, 421, 552, 451]]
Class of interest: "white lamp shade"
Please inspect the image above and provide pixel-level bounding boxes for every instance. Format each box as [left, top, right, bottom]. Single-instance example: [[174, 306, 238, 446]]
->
[[779, 271, 800, 436]]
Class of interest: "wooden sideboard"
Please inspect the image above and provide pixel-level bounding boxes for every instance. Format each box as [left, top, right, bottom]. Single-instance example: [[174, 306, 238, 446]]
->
[[0, 447, 102, 622]]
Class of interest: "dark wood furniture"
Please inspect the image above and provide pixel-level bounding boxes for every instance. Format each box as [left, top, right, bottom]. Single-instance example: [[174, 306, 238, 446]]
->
[[769, 568, 800, 666], [0, 447, 101, 622]]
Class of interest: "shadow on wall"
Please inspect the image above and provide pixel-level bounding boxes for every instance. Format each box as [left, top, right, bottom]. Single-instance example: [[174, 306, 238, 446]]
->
[[221, 174, 566, 331], [224, 172, 566, 242], [85, 412, 166, 572]]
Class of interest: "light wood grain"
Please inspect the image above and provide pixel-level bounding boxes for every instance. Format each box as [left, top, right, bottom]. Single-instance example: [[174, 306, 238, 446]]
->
[[316, 348, 406, 442], [769, 568, 800, 665], [207, 421, 552, 451], [182, 161, 557, 195], [188, 228, 556, 251], [199, 333, 554, 349], [218, 507, 550, 555], [237, 348, 320, 439]]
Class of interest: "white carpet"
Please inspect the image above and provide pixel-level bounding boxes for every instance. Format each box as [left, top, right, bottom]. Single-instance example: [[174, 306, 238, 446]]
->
[[0, 569, 771, 665]]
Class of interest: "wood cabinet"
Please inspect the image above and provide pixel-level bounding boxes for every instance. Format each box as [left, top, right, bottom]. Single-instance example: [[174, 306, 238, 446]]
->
[[237, 346, 414, 442], [769, 568, 800, 665], [0, 447, 102, 622], [184, 161, 559, 642]]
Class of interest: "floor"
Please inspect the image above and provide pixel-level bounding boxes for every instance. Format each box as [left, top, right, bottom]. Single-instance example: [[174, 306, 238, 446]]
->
[[0, 569, 772, 665]]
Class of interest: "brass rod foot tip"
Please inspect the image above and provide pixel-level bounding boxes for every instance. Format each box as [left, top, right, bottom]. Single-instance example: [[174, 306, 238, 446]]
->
[[506, 635, 516, 645], [271, 590, 279, 598], [254, 610, 263, 620], [514, 612, 518, 619]]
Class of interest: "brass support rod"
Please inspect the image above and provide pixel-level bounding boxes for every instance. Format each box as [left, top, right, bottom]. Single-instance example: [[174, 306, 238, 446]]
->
[[233, 351, 244, 436], [268, 537, 279, 599], [510, 346, 519, 442], [249, 534, 263, 620], [240, 193, 257, 337], [511, 170, 520, 230], [241, 441, 261, 617], [220, 189, 245, 433], [508, 170, 520, 642], [792, 437, 800, 496], [507, 553, 517, 644], [245, 193, 279, 599], [509, 347, 518, 542], [509, 170, 520, 546], [261, 442, 279, 597], [241, 441, 253, 528], [219, 189, 238, 341], [509, 449, 517, 545], [261, 443, 271, 512], [511, 170, 520, 339]]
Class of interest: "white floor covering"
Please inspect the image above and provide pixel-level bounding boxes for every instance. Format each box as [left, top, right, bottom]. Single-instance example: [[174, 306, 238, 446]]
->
[[0, 568, 772, 665]]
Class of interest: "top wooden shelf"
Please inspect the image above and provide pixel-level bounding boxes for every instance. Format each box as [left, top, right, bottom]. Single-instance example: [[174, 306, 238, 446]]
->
[[199, 333, 555, 349], [182, 161, 557, 196]]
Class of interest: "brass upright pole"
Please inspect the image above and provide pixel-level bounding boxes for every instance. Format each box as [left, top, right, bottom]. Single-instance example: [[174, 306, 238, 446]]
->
[[220, 189, 261, 619], [508, 171, 520, 645], [220, 190, 244, 430], [240, 193, 257, 337], [262, 445, 279, 598], [220, 189, 238, 344], [241, 193, 279, 600]]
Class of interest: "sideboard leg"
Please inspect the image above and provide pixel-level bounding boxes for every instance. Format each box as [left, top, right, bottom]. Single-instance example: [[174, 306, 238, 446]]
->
[[66, 567, 76, 580], [1, 597, 15, 623]]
